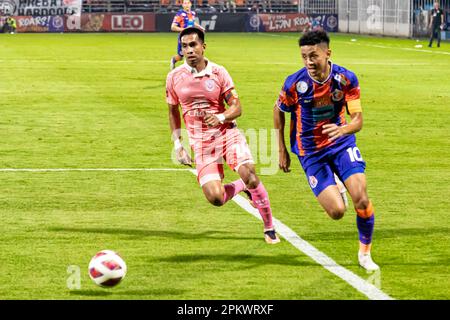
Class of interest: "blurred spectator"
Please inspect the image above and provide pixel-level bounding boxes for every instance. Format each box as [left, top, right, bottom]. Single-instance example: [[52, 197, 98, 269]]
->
[[216, 0, 226, 12], [249, 0, 259, 12], [3, 16, 16, 34], [261, 0, 272, 13], [428, 1, 444, 47], [226, 0, 236, 13]]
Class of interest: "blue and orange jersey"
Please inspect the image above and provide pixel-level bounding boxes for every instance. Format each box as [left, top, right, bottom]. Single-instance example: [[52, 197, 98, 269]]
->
[[172, 9, 196, 29], [276, 62, 361, 157]]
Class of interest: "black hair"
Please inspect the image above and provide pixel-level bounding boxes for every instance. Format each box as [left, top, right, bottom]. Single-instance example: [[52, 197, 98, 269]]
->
[[179, 27, 205, 43], [299, 30, 330, 47]]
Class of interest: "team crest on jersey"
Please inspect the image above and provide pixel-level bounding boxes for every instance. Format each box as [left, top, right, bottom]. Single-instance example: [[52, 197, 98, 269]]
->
[[331, 89, 344, 102], [309, 176, 318, 188], [205, 79, 215, 92], [334, 74, 348, 86], [296, 81, 308, 94]]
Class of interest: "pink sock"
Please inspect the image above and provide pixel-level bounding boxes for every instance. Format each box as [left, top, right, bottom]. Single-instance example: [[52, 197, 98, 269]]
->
[[222, 179, 246, 204], [248, 182, 274, 230]]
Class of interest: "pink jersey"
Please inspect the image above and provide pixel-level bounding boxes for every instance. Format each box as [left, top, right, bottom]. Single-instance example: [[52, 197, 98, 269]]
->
[[166, 59, 235, 144]]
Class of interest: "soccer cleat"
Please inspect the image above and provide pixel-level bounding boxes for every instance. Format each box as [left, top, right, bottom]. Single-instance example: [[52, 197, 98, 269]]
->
[[334, 173, 348, 208], [264, 229, 280, 244], [358, 251, 380, 272], [243, 189, 257, 208]]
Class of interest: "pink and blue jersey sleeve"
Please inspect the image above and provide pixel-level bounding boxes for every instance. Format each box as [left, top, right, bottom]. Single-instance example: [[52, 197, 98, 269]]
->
[[343, 71, 360, 102], [276, 76, 298, 113], [172, 10, 196, 29]]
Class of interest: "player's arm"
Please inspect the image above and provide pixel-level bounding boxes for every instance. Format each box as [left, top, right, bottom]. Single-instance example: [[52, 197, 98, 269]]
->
[[168, 104, 192, 166], [322, 100, 363, 142], [194, 22, 205, 31], [204, 88, 241, 127], [273, 104, 291, 173], [171, 23, 184, 32]]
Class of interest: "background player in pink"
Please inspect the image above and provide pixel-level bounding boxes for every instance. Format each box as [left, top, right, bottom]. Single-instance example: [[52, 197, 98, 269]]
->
[[166, 27, 280, 244]]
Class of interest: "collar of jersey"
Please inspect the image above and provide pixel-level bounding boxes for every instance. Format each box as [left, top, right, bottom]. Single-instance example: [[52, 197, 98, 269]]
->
[[184, 58, 214, 78], [307, 61, 334, 85]]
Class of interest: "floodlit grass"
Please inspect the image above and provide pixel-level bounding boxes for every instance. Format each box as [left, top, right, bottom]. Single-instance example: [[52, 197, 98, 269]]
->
[[0, 32, 448, 299]]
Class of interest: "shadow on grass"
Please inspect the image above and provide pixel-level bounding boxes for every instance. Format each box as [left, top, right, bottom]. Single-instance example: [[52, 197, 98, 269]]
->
[[70, 288, 185, 297], [69, 290, 113, 297], [48, 227, 260, 241], [158, 253, 319, 268]]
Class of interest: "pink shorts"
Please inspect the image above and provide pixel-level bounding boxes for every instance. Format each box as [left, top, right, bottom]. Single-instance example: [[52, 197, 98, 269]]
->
[[192, 127, 253, 186]]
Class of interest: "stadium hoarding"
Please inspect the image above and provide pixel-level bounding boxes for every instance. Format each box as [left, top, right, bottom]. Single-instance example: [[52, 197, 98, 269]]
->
[[15, 15, 64, 32], [64, 13, 155, 32], [245, 13, 338, 32], [156, 13, 246, 32], [4, 0, 82, 16]]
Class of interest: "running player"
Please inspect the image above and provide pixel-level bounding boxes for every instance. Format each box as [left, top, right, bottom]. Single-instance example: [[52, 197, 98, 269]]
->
[[273, 30, 379, 270], [170, 0, 204, 70], [166, 27, 280, 244]]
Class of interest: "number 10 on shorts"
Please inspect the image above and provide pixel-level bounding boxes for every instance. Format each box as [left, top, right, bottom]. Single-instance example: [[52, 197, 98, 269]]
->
[[347, 147, 363, 162]]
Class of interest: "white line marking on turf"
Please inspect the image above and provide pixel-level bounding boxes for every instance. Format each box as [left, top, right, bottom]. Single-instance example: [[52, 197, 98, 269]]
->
[[0, 60, 169, 64], [0, 168, 191, 172], [188, 168, 393, 300]]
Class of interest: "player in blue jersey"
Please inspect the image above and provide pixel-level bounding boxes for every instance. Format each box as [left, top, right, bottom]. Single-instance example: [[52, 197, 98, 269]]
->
[[170, 0, 204, 70], [273, 30, 379, 271]]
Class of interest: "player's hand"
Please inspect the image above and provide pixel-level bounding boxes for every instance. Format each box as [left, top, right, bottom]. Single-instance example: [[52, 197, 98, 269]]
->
[[204, 113, 220, 127], [279, 148, 291, 173], [322, 124, 345, 142], [176, 147, 192, 167]]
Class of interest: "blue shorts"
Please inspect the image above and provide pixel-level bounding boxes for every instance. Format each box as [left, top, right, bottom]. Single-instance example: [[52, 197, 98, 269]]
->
[[298, 141, 366, 197], [177, 37, 183, 57]]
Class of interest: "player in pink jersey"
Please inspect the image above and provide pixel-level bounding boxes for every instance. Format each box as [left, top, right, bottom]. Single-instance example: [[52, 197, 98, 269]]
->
[[166, 27, 280, 244]]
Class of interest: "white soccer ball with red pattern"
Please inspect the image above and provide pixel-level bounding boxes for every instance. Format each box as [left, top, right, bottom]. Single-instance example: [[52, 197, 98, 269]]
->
[[88, 250, 127, 287]]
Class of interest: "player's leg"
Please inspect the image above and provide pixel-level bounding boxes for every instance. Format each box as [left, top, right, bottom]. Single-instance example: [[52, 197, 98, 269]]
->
[[195, 136, 247, 207], [333, 144, 379, 271], [301, 157, 347, 220], [344, 173, 379, 271], [334, 173, 348, 208], [224, 128, 280, 244], [198, 161, 246, 206], [437, 27, 441, 47], [428, 29, 435, 47], [237, 163, 280, 244], [170, 38, 183, 70]]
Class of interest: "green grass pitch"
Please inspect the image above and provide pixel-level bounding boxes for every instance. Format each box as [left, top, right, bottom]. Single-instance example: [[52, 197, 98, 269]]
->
[[0, 32, 448, 299]]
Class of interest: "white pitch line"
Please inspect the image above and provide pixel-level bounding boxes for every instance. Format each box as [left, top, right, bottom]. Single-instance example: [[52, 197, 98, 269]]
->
[[0, 168, 191, 172], [0, 60, 169, 64], [188, 168, 393, 300]]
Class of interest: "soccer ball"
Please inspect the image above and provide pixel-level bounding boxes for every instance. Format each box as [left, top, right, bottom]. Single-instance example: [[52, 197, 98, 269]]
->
[[88, 250, 127, 287]]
